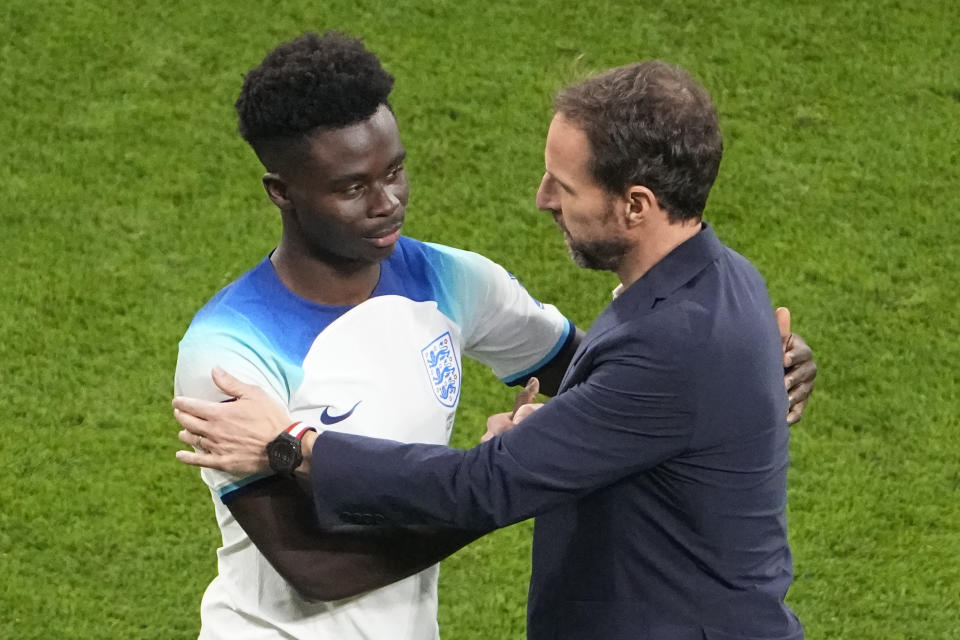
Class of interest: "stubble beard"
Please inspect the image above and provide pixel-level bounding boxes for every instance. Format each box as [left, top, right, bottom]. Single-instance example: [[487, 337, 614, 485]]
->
[[556, 204, 630, 273], [566, 237, 630, 271]]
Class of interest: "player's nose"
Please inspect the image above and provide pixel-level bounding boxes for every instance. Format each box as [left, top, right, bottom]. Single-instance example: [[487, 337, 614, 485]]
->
[[370, 184, 401, 217]]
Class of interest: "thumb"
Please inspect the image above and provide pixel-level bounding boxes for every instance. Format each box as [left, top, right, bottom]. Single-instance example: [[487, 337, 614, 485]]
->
[[513, 402, 544, 424], [512, 377, 540, 417], [211, 366, 250, 399], [775, 307, 791, 342]]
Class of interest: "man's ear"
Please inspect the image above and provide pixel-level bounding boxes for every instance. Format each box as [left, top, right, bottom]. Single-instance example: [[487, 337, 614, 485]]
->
[[262, 173, 291, 210], [624, 185, 657, 228]]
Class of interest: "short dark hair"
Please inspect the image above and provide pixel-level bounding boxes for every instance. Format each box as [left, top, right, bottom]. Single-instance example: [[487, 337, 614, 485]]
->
[[235, 31, 394, 166], [554, 61, 723, 222]]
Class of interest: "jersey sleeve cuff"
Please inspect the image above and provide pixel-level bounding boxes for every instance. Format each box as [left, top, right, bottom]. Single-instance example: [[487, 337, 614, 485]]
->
[[500, 317, 576, 385], [217, 471, 276, 504]]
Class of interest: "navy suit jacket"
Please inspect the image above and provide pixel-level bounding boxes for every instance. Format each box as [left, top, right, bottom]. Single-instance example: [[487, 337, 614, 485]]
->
[[311, 224, 803, 640]]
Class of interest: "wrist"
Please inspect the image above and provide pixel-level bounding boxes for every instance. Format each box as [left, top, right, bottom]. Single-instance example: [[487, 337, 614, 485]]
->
[[266, 422, 316, 476], [296, 429, 318, 477]]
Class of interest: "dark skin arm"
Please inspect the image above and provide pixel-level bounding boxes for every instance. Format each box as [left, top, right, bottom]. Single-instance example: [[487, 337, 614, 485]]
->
[[206, 335, 587, 602], [225, 476, 483, 601], [517, 328, 585, 397]]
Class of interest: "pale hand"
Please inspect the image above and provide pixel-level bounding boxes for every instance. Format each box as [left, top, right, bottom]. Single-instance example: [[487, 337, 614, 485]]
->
[[481, 377, 543, 442], [174, 367, 293, 474]]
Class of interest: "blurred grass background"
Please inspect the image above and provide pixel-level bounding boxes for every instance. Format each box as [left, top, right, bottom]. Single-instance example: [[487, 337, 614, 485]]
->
[[1, 0, 958, 638]]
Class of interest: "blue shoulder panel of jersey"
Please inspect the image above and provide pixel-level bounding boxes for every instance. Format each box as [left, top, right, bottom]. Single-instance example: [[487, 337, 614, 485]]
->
[[390, 238, 510, 328], [186, 239, 454, 373], [187, 258, 350, 374], [375, 238, 443, 295], [185, 237, 531, 393]]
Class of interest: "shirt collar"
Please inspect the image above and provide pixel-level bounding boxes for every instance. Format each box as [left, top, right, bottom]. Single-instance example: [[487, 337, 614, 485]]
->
[[612, 221, 724, 309]]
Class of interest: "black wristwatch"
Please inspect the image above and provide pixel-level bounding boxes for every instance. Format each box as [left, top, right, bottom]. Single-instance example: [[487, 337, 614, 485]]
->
[[266, 422, 317, 475]]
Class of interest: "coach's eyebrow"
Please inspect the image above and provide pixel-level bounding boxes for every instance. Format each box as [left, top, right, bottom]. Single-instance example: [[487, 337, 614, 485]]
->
[[546, 170, 576, 195]]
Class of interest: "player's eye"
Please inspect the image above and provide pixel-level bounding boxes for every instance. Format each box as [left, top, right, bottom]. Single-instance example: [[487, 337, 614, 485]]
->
[[385, 164, 404, 182]]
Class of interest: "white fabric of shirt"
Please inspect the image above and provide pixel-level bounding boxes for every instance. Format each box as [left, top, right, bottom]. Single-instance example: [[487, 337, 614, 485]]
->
[[174, 237, 573, 640]]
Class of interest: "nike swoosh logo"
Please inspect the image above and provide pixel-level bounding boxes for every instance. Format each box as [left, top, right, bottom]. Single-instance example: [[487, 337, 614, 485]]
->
[[319, 401, 361, 425]]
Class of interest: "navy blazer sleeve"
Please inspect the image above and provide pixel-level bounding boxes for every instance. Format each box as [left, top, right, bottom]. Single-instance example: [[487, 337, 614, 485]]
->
[[310, 307, 698, 531]]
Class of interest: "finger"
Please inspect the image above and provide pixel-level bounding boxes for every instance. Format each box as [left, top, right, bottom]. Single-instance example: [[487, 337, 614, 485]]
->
[[211, 366, 254, 400], [173, 408, 213, 438], [480, 430, 495, 443], [787, 399, 808, 426], [172, 395, 222, 421], [775, 307, 791, 342], [512, 377, 540, 417], [513, 402, 544, 423], [786, 360, 818, 389], [176, 449, 230, 471], [782, 334, 795, 368], [178, 428, 222, 454], [177, 428, 199, 447], [788, 381, 815, 408], [784, 335, 813, 371], [486, 412, 514, 434]]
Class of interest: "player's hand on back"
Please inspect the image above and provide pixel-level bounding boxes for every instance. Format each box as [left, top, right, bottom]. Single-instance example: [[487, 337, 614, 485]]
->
[[775, 307, 818, 426]]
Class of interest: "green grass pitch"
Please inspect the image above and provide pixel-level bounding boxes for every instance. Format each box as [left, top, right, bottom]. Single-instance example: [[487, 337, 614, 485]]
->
[[1, 0, 958, 638]]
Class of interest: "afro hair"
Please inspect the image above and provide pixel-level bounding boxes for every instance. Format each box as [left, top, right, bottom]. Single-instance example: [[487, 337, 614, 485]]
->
[[235, 31, 395, 149]]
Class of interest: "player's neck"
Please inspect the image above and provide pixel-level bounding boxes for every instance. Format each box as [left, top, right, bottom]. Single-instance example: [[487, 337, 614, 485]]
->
[[270, 245, 381, 306]]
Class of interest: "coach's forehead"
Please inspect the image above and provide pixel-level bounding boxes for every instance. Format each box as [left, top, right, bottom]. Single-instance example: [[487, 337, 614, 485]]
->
[[544, 113, 594, 186]]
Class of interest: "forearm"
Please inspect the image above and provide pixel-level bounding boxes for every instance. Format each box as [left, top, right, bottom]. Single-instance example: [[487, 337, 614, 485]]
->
[[519, 327, 584, 397], [229, 475, 482, 601], [285, 525, 484, 601]]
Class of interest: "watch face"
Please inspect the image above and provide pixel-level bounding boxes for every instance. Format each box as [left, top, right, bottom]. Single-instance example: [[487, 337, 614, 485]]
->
[[271, 444, 297, 467], [267, 433, 302, 474]]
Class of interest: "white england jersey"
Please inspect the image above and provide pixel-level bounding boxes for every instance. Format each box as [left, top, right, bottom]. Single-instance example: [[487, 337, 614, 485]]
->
[[174, 237, 574, 640]]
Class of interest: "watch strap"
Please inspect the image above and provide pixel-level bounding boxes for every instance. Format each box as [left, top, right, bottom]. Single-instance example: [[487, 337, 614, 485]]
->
[[284, 421, 317, 439]]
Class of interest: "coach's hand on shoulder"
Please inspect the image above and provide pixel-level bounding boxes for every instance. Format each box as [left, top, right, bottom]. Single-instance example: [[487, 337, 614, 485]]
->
[[776, 307, 818, 426], [174, 367, 292, 474]]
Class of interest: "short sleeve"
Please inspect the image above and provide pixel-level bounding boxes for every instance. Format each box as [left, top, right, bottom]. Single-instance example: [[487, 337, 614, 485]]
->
[[424, 243, 574, 382], [175, 328, 288, 500]]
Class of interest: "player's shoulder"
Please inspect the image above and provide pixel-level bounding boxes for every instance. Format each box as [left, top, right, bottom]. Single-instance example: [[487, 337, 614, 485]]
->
[[386, 236, 510, 294], [181, 257, 274, 340], [394, 235, 498, 268]]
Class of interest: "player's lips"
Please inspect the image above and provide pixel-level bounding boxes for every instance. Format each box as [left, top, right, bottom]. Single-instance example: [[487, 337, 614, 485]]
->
[[364, 220, 403, 248]]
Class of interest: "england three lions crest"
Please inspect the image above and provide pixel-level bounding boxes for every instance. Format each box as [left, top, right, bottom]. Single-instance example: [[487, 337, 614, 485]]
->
[[421, 332, 461, 408]]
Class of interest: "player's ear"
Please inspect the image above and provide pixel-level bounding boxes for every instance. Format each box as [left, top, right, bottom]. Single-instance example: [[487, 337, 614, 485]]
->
[[262, 173, 292, 210]]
